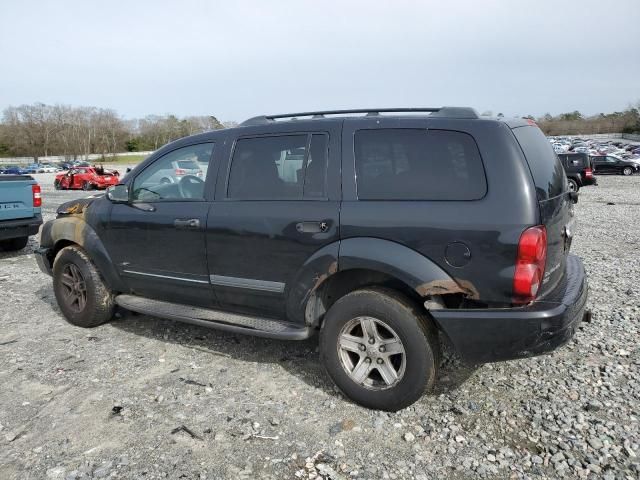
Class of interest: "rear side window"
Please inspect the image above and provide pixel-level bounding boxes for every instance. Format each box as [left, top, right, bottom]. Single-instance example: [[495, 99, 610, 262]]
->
[[228, 134, 328, 200], [513, 126, 565, 201], [354, 129, 486, 200]]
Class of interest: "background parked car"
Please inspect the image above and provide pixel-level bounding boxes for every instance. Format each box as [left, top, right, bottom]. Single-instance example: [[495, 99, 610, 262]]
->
[[54, 166, 120, 190], [591, 155, 639, 176], [0, 165, 30, 175], [558, 153, 597, 191]]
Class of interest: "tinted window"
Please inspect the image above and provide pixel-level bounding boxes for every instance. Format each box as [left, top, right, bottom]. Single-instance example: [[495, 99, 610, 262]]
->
[[132, 143, 213, 201], [228, 134, 328, 200], [512, 126, 565, 201], [304, 134, 329, 198], [354, 129, 486, 200]]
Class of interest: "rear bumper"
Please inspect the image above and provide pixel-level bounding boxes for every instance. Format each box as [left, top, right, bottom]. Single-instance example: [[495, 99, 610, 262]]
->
[[431, 254, 588, 364], [0, 214, 42, 241]]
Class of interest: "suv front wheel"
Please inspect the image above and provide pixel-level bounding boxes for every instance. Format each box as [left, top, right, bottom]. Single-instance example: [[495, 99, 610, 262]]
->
[[53, 245, 115, 327], [320, 288, 439, 411]]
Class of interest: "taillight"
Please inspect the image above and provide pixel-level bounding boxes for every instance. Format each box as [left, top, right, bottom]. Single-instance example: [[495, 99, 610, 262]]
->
[[32, 184, 42, 207], [513, 226, 547, 304], [175, 168, 186, 176], [585, 167, 593, 178]]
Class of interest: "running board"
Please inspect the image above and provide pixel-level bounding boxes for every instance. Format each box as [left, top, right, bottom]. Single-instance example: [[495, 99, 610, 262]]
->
[[114, 294, 312, 340]]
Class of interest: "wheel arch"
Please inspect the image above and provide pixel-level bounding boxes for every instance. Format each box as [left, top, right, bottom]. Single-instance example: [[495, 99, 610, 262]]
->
[[43, 217, 127, 292], [294, 237, 475, 328]]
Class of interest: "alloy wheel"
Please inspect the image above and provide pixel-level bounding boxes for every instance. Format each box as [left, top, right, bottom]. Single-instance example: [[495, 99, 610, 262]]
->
[[59, 263, 87, 313], [337, 316, 406, 390]]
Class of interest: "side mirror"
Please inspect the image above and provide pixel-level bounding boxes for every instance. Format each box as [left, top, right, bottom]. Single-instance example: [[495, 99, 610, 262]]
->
[[106, 184, 129, 203]]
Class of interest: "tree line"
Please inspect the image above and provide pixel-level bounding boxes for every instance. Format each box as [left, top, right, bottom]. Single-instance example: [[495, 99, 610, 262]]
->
[[2, 101, 639, 159], [534, 105, 640, 136], [0, 102, 229, 159]]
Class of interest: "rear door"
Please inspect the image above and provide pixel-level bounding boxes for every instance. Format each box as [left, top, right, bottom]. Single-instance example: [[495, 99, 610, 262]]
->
[[206, 124, 341, 320], [512, 125, 572, 296]]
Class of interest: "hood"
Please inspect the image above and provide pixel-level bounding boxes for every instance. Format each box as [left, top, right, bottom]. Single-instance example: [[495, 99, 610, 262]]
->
[[56, 194, 104, 216]]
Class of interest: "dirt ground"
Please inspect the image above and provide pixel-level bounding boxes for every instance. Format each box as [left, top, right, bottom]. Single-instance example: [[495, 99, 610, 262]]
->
[[0, 171, 638, 480]]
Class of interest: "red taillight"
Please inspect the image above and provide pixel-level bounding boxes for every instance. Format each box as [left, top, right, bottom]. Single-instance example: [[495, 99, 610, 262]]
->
[[175, 168, 186, 176], [32, 184, 42, 207], [585, 167, 593, 178], [513, 226, 547, 304]]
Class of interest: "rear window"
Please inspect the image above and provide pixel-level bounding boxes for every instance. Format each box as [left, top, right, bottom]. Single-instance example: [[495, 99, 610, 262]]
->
[[513, 126, 565, 201], [177, 160, 199, 169], [354, 129, 486, 200], [561, 154, 587, 168]]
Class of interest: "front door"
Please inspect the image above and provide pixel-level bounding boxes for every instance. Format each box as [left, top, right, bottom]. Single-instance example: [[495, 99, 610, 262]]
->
[[206, 126, 341, 321], [105, 142, 217, 307]]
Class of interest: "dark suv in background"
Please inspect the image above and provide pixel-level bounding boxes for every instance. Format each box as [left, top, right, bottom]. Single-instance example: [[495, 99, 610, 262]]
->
[[36, 107, 589, 411], [557, 152, 597, 191]]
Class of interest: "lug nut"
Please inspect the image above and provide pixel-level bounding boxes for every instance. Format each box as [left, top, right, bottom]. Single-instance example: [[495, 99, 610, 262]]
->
[[364, 357, 371, 363], [368, 338, 375, 345], [379, 346, 386, 353], [359, 344, 366, 351], [377, 358, 384, 364]]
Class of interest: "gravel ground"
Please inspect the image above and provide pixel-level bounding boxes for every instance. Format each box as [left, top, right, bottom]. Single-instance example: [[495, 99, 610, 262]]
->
[[1, 172, 639, 480]]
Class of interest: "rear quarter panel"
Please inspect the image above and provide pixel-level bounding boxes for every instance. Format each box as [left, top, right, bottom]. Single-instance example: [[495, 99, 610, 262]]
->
[[340, 118, 538, 305]]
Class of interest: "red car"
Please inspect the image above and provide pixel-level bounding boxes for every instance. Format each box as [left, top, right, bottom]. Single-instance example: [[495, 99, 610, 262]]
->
[[54, 166, 120, 191]]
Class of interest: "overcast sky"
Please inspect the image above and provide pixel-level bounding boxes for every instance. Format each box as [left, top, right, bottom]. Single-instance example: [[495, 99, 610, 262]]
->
[[1, 0, 638, 122]]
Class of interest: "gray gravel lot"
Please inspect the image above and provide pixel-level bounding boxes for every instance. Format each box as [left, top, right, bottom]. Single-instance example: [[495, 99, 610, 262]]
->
[[0, 172, 639, 480]]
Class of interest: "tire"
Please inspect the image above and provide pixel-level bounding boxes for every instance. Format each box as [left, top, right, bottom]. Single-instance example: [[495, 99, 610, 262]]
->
[[320, 288, 439, 411], [82, 181, 93, 191], [0, 236, 29, 251], [52, 245, 115, 327], [622, 167, 633, 176], [567, 178, 579, 192], [54, 180, 61, 190]]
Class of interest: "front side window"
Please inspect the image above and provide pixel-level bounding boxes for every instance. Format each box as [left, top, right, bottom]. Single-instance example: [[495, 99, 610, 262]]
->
[[132, 143, 213, 201], [354, 129, 486, 200], [228, 134, 328, 200]]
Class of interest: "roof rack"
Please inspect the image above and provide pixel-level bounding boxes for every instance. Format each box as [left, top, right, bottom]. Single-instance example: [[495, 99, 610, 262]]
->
[[240, 107, 479, 126]]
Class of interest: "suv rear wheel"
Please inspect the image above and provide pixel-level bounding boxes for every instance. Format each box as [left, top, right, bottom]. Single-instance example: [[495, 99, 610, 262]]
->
[[567, 178, 579, 192], [53, 245, 115, 327], [320, 288, 439, 411]]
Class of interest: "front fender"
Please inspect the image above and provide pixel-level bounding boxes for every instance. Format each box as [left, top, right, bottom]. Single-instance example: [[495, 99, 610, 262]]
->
[[338, 237, 478, 299], [43, 216, 127, 292]]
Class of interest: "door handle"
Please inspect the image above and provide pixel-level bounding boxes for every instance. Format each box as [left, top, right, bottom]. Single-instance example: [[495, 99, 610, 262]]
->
[[296, 221, 329, 234], [174, 218, 200, 229]]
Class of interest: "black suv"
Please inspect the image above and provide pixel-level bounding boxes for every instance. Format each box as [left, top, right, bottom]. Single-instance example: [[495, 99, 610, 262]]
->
[[557, 153, 597, 191], [591, 155, 639, 176], [36, 108, 589, 411]]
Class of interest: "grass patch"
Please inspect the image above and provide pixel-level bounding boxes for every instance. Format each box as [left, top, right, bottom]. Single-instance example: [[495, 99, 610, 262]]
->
[[99, 154, 149, 164]]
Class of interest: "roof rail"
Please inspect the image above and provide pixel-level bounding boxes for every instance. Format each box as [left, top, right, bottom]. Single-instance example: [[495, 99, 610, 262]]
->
[[240, 107, 479, 126]]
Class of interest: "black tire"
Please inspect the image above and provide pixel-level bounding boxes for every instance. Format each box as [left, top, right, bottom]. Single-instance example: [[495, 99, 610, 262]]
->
[[54, 180, 61, 190], [82, 181, 93, 191], [622, 167, 633, 176], [567, 178, 579, 192], [52, 245, 115, 327], [0, 236, 29, 251], [320, 288, 439, 411]]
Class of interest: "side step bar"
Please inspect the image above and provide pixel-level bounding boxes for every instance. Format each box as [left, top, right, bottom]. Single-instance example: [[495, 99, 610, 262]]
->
[[114, 294, 312, 340]]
